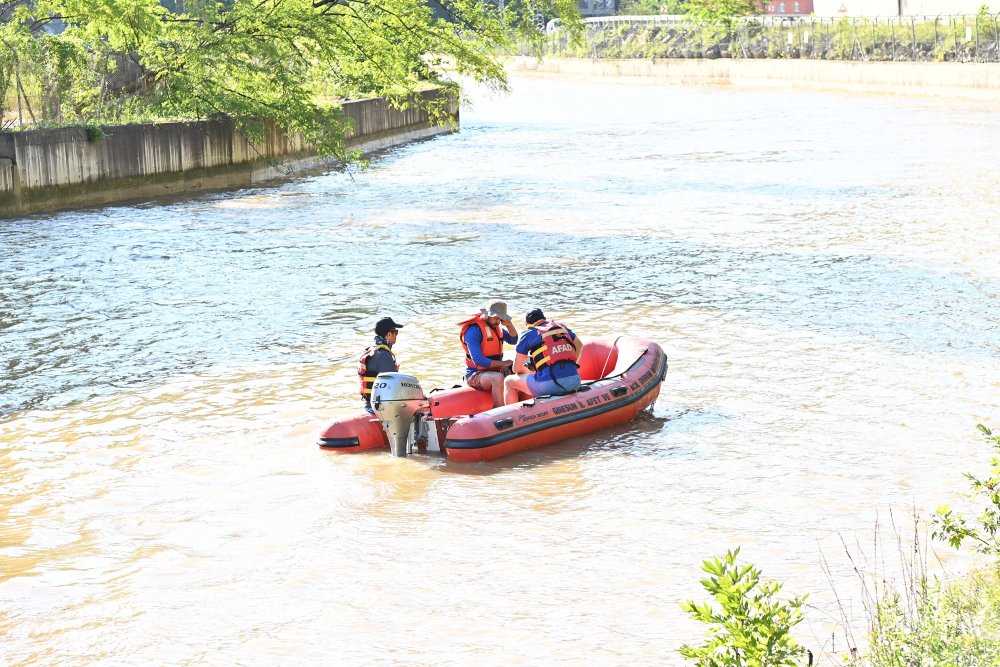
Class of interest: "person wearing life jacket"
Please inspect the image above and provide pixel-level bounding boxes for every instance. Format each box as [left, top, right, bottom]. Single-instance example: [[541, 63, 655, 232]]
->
[[458, 300, 518, 408], [358, 316, 403, 414], [504, 308, 583, 405]]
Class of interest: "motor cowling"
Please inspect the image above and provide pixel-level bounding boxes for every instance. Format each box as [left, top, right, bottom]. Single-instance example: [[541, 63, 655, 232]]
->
[[371, 372, 428, 457]]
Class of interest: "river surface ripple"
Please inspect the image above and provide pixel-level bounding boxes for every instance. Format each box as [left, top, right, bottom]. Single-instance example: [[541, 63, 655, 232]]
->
[[1, 77, 999, 665]]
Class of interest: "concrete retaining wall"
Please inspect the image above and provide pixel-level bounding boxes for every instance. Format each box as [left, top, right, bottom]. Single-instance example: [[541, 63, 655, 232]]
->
[[0, 89, 458, 218], [0, 158, 14, 195], [506, 56, 1000, 99]]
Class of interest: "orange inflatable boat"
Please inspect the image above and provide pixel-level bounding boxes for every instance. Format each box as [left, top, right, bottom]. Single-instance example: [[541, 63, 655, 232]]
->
[[318, 337, 668, 462]]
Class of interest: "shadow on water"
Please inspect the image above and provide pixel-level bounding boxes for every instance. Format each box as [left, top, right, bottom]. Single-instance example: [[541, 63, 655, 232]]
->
[[434, 406, 717, 477], [315, 366, 727, 515], [314, 398, 725, 481]]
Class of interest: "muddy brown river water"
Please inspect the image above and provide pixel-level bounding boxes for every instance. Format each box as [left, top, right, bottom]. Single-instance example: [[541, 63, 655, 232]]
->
[[1, 75, 999, 665]]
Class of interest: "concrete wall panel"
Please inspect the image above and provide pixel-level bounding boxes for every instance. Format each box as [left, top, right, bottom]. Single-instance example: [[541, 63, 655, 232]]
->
[[0, 158, 14, 195], [0, 90, 457, 218]]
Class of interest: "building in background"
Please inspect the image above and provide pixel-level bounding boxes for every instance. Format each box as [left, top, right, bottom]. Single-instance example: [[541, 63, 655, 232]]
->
[[765, 0, 815, 15]]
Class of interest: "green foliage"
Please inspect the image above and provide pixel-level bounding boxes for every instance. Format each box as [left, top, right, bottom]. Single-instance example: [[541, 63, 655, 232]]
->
[[837, 505, 1000, 667], [3, 0, 586, 159], [679, 548, 808, 667], [934, 424, 1000, 556], [0, 43, 12, 125], [685, 0, 757, 29], [861, 571, 1000, 667], [828, 16, 857, 59], [679, 424, 1000, 667], [977, 4, 999, 45], [617, 0, 685, 16], [543, 14, 1000, 62], [835, 429, 1000, 667]]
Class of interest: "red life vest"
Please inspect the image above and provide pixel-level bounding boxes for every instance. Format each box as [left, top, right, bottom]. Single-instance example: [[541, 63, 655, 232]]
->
[[357, 344, 396, 400], [527, 320, 577, 371], [457, 314, 505, 371]]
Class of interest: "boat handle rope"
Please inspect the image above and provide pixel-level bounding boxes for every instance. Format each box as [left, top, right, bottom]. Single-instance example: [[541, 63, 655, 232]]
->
[[582, 338, 651, 387], [586, 348, 648, 385], [593, 336, 623, 384]]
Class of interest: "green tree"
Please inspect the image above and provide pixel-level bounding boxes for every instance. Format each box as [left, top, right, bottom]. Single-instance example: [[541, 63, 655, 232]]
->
[[3, 0, 583, 158], [684, 0, 756, 29], [617, 0, 685, 15], [680, 548, 809, 667]]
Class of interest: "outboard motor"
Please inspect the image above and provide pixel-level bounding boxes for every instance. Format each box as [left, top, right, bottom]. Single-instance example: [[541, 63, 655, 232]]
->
[[371, 372, 428, 457]]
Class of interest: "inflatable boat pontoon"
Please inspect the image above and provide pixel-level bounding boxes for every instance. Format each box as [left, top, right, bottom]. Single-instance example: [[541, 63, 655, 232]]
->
[[318, 337, 668, 462]]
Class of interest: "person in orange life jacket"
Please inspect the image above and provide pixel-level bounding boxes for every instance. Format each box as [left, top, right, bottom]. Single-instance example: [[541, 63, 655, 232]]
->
[[503, 308, 583, 405], [358, 317, 403, 414], [458, 301, 518, 408]]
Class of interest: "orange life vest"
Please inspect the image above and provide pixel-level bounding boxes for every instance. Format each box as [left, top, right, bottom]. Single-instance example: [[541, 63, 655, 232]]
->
[[457, 314, 505, 371], [527, 320, 577, 371], [357, 344, 396, 400]]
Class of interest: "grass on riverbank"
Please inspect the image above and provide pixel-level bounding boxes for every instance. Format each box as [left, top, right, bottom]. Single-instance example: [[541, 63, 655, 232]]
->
[[539, 12, 1000, 62], [683, 426, 1000, 666], [827, 512, 1000, 666]]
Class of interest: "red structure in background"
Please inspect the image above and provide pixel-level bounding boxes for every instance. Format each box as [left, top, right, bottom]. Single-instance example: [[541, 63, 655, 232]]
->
[[765, 0, 814, 14]]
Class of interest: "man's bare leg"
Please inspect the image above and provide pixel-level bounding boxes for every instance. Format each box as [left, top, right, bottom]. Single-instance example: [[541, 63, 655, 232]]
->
[[478, 371, 505, 408], [503, 373, 532, 406]]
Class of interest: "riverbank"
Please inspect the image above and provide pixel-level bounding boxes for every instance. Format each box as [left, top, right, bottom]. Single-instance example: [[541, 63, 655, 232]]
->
[[0, 90, 458, 219], [506, 56, 1000, 100]]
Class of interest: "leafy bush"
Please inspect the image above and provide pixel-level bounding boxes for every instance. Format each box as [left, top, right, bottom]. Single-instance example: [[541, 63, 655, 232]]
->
[[84, 124, 103, 142], [834, 426, 1000, 666], [680, 548, 809, 667], [861, 569, 1000, 667], [934, 424, 1000, 556], [841, 427, 1000, 665]]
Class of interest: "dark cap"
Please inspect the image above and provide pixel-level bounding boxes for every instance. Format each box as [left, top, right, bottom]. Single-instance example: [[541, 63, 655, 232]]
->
[[375, 317, 404, 336], [525, 308, 545, 325]]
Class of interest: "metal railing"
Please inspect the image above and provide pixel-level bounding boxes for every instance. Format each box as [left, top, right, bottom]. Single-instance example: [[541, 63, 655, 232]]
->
[[534, 13, 1000, 62]]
